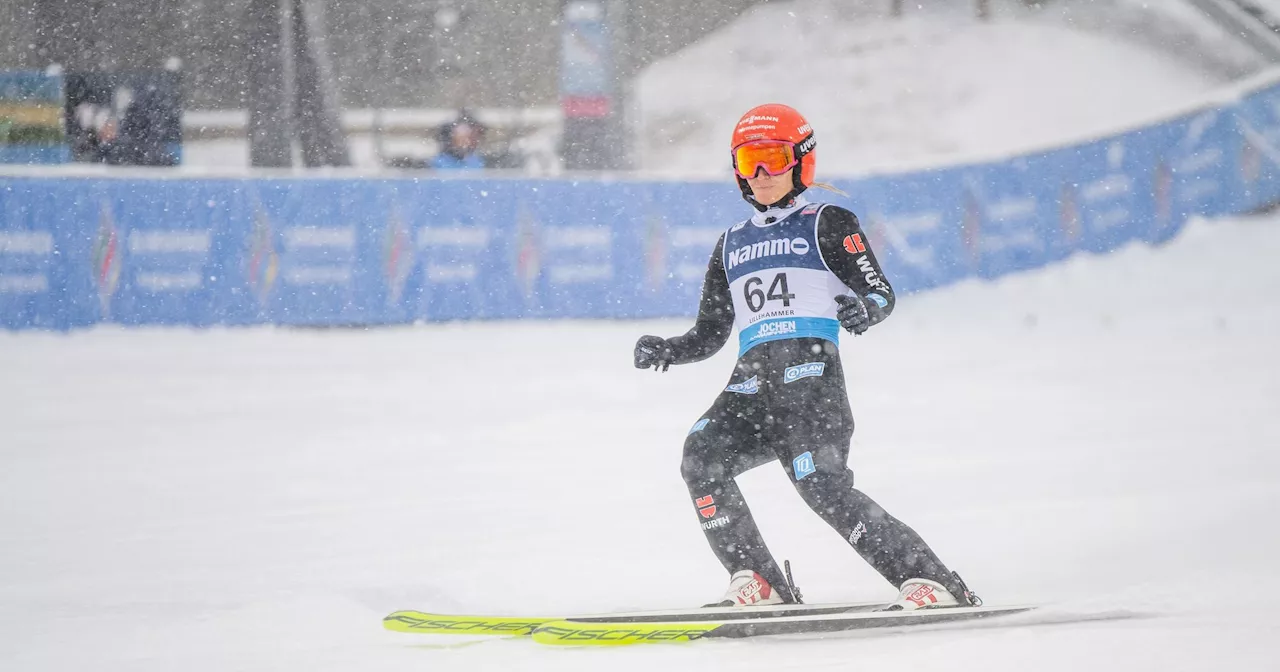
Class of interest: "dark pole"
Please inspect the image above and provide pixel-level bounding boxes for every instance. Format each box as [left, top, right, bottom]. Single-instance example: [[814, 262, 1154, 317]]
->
[[245, 0, 292, 167], [291, 0, 350, 167], [607, 0, 630, 170]]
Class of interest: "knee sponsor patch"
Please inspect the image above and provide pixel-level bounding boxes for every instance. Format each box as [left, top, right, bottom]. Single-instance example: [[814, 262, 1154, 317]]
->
[[725, 375, 760, 394], [847, 520, 867, 545], [792, 451, 816, 480], [783, 362, 825, 383], [688, 418, 710, 435]]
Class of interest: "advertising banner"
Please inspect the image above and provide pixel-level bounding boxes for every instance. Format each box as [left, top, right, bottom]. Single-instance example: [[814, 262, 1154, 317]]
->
[[0, 71, 69, 165], [2, 80, 1277, 331]]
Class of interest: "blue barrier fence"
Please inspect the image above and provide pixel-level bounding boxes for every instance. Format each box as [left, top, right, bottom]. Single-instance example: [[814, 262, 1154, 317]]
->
[[4, 76, 1280, 331]]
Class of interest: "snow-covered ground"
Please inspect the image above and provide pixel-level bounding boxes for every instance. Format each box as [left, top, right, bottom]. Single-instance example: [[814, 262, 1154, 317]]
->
[[635, 0, 1232, 176], [2, 211, 1278, 670]]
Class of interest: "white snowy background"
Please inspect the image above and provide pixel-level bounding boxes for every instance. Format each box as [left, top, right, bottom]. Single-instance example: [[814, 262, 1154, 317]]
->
[[4, 2, 1280, 670]]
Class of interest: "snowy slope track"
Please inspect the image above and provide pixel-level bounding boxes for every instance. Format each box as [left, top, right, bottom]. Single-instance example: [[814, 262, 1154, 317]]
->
[[636, 1, 1224, 176], [1, 215, 1278, 670]]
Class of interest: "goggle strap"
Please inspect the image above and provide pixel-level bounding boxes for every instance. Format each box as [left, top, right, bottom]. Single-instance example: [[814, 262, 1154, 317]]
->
[[793, 132, 815, 160]]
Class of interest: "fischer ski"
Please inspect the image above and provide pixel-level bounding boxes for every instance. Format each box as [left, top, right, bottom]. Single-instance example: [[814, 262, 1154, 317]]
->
[[530, 604, 1038, 646], [383, 600, 887, 638]]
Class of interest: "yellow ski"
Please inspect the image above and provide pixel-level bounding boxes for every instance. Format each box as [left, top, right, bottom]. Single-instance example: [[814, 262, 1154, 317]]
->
[[531, 604, 1040, 646], [384, 600, 887, 639]]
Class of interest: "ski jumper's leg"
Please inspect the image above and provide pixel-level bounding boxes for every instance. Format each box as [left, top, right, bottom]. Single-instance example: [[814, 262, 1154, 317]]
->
[[682, 364, 787, 591], [763, 339, 958, 589]]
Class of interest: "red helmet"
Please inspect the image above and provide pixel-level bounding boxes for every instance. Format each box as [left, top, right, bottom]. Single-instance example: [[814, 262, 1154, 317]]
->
[[730, 104, 816, 209]]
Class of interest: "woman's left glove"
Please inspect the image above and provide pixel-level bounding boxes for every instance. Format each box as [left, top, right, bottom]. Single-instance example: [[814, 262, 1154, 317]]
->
[[835, 294, 873, 335], [634, 335, 675, 372]]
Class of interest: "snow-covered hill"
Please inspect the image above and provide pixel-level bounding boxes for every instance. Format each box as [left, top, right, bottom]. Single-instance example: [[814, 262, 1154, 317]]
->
[[2, 210, 1278, 670], [635, 0, 1243, 177]]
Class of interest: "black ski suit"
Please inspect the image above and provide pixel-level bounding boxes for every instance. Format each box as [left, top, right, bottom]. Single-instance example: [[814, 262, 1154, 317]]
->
[[656, 196, 962, 599]]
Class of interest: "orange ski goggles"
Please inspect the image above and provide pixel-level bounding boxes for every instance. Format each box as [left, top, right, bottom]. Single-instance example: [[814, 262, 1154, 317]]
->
[[733, 140, 798, 179]]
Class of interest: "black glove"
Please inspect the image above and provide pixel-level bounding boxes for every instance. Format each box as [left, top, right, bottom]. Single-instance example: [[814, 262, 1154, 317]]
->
[[835, 294, 872, 335], [634, 335, 674, 372]]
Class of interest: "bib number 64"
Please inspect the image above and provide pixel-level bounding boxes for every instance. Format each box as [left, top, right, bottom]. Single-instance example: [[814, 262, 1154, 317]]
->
[[743, 272, 796, 313]]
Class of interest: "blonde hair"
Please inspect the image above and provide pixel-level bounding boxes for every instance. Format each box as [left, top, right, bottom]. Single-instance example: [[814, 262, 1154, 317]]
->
[[810, 182, 849, 197]]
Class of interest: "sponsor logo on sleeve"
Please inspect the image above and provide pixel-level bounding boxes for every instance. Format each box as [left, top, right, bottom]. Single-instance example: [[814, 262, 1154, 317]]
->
[[696, 495, 718, 519], [856, 255, 888, 291], [843, 233, 866, 254], [701, 516, 731, 530], [783, 362, 825, 383], [792, 451, 816, 480]]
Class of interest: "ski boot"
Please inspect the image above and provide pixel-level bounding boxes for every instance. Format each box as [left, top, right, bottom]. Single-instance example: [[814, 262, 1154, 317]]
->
[[882, 572, 981, 611], [704, 570, 788, 607]]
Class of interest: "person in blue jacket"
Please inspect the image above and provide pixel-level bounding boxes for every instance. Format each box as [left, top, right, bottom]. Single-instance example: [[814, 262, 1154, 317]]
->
[[431, 111, 486, 170]]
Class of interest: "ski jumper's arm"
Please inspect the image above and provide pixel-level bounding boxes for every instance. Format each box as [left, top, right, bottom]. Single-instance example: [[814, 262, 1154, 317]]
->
[[817, 206, 896, 327], [667, 233, 735, 364]]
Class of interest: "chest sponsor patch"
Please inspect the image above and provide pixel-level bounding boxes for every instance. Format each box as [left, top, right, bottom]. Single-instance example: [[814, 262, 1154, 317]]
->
[[725, 237, 810, 270]]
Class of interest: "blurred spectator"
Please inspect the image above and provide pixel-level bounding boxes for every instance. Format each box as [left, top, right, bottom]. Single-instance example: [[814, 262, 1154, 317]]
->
[[111, 85, 180, 166], [69, 102, 117, 163], [67, 77, 181, 166], [431, 109, 487, 170]]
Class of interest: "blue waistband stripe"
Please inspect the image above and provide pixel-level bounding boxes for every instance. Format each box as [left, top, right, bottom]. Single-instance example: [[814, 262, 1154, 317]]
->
[[738, 317, 840, 355]]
